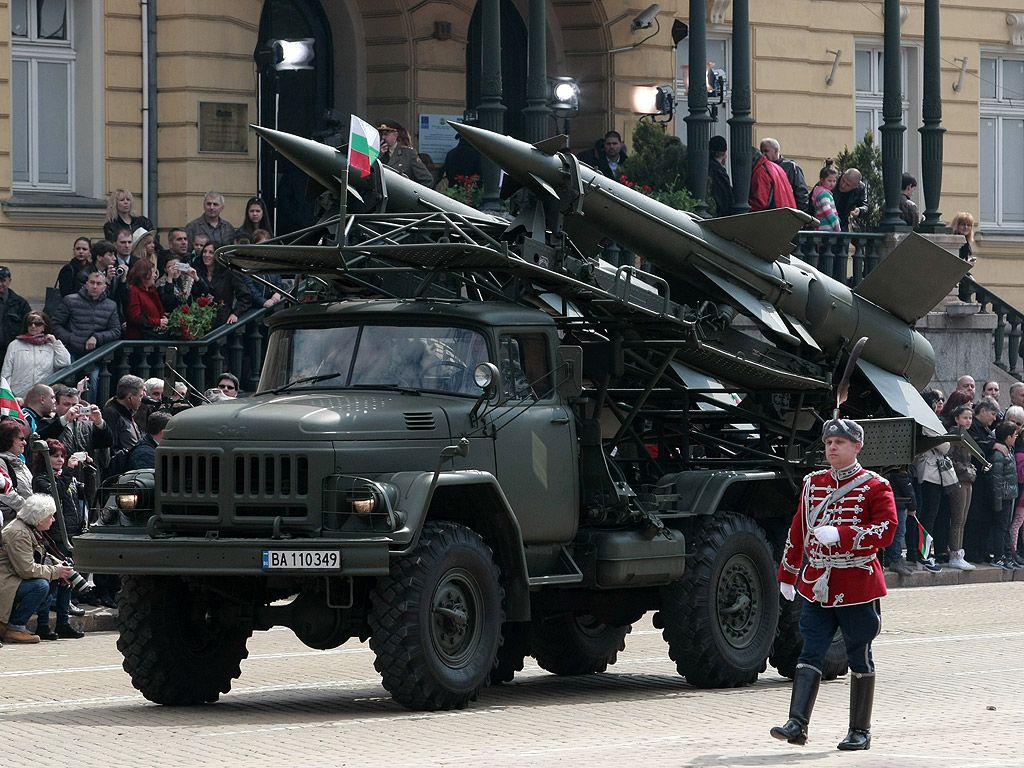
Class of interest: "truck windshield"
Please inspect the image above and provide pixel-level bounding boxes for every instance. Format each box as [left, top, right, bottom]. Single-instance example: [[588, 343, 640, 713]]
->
[[259, 324, 490, 395]]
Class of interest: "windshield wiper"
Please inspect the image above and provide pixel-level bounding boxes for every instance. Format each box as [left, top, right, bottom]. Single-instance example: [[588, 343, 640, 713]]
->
[[263, 372, 342, 395]]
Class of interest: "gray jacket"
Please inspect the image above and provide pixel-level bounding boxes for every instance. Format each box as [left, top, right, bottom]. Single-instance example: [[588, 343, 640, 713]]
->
[[52, 287, 122, 357]]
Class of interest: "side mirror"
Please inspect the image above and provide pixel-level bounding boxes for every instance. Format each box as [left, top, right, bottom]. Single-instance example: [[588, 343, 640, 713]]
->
[[556, 346, 583, 398]]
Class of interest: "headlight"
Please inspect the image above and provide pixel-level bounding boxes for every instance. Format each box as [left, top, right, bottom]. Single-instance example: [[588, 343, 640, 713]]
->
[[117, 493, 139, 510], [352, 498, 375, 514]]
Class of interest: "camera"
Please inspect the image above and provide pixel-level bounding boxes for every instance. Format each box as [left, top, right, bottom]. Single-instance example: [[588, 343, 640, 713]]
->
[[175, 262, 188, 273], [115, 265, 128, 278], [77, 404, 91, 416], [43, 553, 94, 597]]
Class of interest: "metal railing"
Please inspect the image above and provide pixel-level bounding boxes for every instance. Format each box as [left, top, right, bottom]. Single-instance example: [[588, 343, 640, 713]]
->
[[959, 276, 1024, 376], [790, 231, 888, 288], [42, 306, 272, 405]]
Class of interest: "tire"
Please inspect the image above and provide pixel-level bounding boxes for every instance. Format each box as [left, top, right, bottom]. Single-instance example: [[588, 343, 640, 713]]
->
[[490, 621, 531, 684], [116, 575, 252, 705], [369, 521, 504, 710], [531, 614, 631, 676], [769, 596, 849, 680], [657, 513, 779, 688]]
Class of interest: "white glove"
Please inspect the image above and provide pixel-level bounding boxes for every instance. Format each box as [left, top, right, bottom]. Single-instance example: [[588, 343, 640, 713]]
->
[[779, 583, 796, 601], [814, 525, 840, 545]]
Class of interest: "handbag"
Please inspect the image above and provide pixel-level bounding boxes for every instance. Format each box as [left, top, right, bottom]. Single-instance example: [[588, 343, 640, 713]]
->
[[937, 455, 960, 494], [43, 276, 63, 317]]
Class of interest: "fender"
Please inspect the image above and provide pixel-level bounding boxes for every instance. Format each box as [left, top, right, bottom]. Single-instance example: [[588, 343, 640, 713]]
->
[[376, 469, 531, 621]]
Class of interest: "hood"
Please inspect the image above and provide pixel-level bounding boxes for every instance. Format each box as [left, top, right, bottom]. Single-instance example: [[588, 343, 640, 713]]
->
[[163, 392, 453, 442]]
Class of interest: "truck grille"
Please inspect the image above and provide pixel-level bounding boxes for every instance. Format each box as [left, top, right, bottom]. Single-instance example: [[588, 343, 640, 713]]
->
[[158, 449, 311, 519]]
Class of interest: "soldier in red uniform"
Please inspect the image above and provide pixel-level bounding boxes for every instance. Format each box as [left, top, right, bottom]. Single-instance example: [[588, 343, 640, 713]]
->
[[770, 418, 897, 751]]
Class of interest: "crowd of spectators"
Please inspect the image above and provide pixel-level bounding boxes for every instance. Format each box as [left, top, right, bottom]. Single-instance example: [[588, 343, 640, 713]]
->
[[0, 370, 244, 648], [885, 374, 1024, 576]]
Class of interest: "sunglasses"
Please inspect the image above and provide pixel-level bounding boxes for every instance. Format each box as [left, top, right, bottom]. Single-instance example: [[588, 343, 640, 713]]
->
[[28, 320, 44, 327], [218, 384, 236, 391]]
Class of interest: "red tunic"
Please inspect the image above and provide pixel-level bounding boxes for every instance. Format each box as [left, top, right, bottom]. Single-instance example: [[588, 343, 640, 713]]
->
[[778, 466, 897, 607], [126, 285, 165, 340]]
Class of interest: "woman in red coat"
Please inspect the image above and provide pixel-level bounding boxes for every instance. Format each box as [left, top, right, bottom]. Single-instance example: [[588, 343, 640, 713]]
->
[[125, 260, 168, 340]]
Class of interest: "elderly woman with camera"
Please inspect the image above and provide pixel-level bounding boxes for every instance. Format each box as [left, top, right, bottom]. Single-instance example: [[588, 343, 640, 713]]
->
[[0, 494, 74, 644]]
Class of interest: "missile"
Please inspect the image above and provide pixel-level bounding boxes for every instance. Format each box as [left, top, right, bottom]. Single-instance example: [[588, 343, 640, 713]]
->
[[449, 121, 970, 431], [251, 125, 502, 225]]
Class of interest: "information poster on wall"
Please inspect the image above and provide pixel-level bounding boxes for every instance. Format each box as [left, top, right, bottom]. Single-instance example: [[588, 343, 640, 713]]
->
[[418, 114, 464, 164]]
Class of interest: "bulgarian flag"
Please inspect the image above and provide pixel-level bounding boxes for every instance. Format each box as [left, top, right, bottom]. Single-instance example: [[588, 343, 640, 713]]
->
[[917, 520, 934, 560], [0, 376, 24, 420], [348, 115, 380, 178]]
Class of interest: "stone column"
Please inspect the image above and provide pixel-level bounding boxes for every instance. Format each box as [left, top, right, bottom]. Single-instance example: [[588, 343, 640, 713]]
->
[[522, 0, 551, 143], [918, 0, 946, 232], [878, 0, 906, 231], [477, 0, 507, 210], [727, 0, 752, 215], [685, 0, 711, 217]]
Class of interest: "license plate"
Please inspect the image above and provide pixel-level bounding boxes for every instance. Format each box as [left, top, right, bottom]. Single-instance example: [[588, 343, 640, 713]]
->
[[262, 550, 341, 570]]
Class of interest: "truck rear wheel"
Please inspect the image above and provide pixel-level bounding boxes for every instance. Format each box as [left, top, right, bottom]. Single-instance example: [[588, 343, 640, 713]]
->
[[369, 521, 504, 710], [658, 513, 779, 688], [531, 614, 631, 675], [116, 575, 252, 705], [770, 596, 849, 680]]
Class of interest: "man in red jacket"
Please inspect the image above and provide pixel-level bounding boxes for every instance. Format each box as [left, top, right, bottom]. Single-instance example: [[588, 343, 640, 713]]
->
[[749, 152, 797, 211], [771, 418, 897, 751]]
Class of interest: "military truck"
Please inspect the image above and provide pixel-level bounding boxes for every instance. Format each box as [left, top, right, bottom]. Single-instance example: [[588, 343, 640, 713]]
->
[[75, 126, 969, 712]]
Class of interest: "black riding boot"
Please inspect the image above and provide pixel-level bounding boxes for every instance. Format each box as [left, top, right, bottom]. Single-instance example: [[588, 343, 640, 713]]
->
[[837, 672, 875, 750], [770, 665, 821, 745]]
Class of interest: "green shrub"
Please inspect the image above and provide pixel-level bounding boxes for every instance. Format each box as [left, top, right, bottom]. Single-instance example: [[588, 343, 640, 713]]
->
[[617, 122, 699, 213]]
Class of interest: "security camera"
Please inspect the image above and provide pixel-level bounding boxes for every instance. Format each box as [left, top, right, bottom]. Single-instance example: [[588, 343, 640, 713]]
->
[[631, 4, 662, 32]]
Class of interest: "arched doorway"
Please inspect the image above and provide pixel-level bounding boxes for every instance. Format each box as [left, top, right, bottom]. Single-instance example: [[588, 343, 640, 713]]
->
[[467, 0, 527, 139], [255, 0, 333, 235]]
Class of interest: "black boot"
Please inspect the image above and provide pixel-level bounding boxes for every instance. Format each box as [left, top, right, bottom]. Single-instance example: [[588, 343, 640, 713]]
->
[[770, 665, 821, 745], [837, 672, 875, 750]]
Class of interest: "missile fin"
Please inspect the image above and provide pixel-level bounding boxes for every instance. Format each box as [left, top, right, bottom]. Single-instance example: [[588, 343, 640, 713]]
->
[[701, 209, 814, 262], [533, 135, 569, 155], [500, 174, 523, 200], [529, 172, 560, 199], [856, 358, 946, 433], [853, 232, 970, 323], [699, 268, 801, 346], [782, 312, 821, 351]]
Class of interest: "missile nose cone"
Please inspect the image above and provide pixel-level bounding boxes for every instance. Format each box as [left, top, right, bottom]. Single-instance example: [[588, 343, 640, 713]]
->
[[251, 124, 352, 192], [449, 122, 565, 196]]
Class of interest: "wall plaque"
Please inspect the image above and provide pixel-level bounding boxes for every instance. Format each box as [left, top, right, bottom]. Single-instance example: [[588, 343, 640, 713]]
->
[[199, 102, 249, 154]]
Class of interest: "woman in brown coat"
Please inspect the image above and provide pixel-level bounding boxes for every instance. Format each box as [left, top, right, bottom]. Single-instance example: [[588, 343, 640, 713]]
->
[[0, 494, 73, 644]]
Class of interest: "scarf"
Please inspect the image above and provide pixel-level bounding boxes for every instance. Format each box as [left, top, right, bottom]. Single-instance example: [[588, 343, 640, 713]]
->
[[16, 333, 47, 345]]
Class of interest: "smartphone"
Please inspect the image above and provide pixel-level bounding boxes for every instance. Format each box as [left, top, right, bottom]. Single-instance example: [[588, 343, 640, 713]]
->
[[72, 452, 89, 462]]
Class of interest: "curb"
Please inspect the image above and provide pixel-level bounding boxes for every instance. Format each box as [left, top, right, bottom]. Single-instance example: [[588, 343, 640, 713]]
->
[[884, 561, 1022, 589]]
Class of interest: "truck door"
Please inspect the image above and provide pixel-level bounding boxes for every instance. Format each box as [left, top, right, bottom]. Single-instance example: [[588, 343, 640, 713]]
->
[[492, 333, 578, 543]]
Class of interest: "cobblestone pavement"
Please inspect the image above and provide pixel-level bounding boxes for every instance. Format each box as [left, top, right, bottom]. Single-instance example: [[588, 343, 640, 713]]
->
[[2, 582, 1023, 767]]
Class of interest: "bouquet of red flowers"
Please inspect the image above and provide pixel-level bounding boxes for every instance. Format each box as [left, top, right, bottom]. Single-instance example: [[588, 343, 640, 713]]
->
[[167, 295, 219, 340]]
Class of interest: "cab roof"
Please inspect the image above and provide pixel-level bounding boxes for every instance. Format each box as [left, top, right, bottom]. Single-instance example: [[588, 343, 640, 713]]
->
[[268, 298, 556, 330]]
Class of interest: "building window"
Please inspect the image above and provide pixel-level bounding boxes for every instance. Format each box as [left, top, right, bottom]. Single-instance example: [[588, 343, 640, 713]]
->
[[675, 37, 731, 144], [11, 0, 75, 191], [854, 45, 911, 151], [980, 55, 1024, 228]]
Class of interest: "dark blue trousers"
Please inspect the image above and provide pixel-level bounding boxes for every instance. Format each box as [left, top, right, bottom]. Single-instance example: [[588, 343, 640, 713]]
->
[[798, 599, 881, 675]]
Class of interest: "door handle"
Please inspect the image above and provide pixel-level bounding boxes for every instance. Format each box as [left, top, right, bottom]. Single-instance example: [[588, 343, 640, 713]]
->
[[551, 416, 570, 424]]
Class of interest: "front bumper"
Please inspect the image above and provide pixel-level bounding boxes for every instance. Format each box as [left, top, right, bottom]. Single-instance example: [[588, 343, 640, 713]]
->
[[74, 531, 391, 576]]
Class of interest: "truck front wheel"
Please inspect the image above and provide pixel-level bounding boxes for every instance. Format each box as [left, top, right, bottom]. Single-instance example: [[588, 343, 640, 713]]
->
[[116, 575, 253, 705], [369, 521, 504, 710], [531, 614, 631, 675], [657, 513, 779, 688]]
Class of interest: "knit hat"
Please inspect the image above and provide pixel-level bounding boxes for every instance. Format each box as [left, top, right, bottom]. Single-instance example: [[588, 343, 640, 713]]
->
[[17, 493, 57, 527], [822, 418, 865, 445]]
